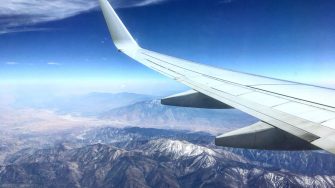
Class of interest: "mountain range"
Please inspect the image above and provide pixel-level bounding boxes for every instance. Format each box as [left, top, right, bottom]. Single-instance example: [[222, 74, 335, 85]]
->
[[1, 127, 335, 187]]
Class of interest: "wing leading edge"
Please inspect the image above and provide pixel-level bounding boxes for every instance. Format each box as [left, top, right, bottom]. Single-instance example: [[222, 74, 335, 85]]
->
[[99, 0, 335, 154]]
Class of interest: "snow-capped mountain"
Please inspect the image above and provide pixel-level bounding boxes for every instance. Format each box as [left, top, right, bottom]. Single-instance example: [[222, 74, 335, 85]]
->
[[1, 127, 335, 187], [144, 139, 217, 160]]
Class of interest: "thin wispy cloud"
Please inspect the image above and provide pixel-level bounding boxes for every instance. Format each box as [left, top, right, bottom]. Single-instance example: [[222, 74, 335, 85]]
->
[[0, 0, 98, 35], [47, 62, 61, 66], [130, 0, 168, 7], [5, 62, 18, 65], [0, 27, 51, 35], [0, 0, 173, 35]]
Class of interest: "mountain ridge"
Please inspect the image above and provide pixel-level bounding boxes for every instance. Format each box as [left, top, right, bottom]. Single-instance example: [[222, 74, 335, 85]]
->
[[2, 136, 335, 188], [1, 126, 335, 187]]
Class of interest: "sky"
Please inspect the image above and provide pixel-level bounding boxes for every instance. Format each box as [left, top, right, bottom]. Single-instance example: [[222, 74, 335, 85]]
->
[[0, 0, 335, 96]]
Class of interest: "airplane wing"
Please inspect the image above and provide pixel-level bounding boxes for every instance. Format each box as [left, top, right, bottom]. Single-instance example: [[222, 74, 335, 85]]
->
[[99, 0, 335, 154]]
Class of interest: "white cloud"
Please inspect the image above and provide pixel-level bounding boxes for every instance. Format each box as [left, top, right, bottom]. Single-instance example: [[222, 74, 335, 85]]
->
[[5, 62, 18, 65], [0, 0, 98, 33], [47, 62, 61, 66], [130, 0, 168, 7], [0, 27, 51, 35], [0, 0, 173, 35]]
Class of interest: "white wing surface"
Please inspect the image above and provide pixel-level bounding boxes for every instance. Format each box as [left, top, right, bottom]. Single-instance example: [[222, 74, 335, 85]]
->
[[99, 0, 335, 154]]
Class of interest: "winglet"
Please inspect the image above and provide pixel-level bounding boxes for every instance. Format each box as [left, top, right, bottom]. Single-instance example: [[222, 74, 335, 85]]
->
[[99, 0, 139, 51]]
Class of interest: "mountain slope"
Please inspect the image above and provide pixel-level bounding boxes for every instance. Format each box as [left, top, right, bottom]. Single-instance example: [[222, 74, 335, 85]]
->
[[14, 92, 155, 116], [101, 100, 256, 133]]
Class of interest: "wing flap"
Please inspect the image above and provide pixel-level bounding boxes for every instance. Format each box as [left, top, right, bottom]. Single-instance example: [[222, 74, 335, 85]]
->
[[312, 135, 335, 154], [161, 90, 232, 109], [216, 121, 319, 150]]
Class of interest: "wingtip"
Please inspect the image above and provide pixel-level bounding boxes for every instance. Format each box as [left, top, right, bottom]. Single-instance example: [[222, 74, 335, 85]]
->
[[99, 0, 140, 51]]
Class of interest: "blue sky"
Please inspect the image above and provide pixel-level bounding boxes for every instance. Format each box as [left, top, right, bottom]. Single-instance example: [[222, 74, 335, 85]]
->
[[0, 0, 335, 95]]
